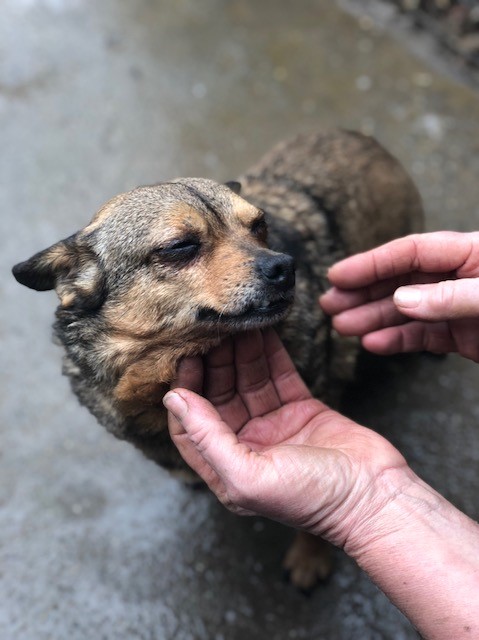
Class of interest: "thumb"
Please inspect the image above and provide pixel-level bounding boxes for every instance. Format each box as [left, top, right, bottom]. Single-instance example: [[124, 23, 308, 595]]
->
[[163, 389, 250, 481], [393, 278, 479, 321]]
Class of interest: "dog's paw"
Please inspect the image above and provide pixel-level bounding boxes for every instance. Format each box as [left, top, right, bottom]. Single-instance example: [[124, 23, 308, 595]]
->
[[283, 532, 334, 593]]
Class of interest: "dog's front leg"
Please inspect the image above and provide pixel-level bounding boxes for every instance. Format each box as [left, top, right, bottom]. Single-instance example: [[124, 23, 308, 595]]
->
[[283, 531, 334, 593]]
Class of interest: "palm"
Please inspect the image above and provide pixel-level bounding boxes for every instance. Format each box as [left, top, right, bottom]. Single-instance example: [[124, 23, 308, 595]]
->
[[169, 328, 406, 542], [236, 397, 402, 478]]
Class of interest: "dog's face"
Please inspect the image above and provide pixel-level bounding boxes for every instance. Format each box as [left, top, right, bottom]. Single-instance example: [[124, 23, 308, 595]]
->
[[13, 179, 295, 350]]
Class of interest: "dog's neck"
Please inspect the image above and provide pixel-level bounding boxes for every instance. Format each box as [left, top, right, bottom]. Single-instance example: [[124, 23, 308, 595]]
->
[[113, 335, 223, 417]]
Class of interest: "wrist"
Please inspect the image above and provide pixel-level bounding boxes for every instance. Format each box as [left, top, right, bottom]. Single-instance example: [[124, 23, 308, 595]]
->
[[343, 467, 479, 640], [343, 465, 438, 560]]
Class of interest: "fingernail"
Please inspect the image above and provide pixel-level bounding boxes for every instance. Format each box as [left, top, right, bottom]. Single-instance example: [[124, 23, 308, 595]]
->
[[163, 391, 188, 420], [394, 287, 422, 308]]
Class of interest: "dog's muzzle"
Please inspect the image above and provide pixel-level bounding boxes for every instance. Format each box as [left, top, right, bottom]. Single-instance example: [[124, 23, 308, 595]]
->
[[197, 251, 295, 330]]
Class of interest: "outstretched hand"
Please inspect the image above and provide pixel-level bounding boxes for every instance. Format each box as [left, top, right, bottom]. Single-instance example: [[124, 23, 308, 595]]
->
[[163, 330, 479, 640], [164, 329, 407, 550], [320, 231, 479, 361]]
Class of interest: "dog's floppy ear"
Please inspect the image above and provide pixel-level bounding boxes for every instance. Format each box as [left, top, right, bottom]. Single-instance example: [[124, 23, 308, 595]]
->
[[12, 234, 106, 311], [224, 181, 241, 195]]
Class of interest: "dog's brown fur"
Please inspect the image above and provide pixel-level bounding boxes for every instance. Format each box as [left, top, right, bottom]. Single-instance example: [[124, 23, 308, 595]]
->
[[13, 130, 424, 589]]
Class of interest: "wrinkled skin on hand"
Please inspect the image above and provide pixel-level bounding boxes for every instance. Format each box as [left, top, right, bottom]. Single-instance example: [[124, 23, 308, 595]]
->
[[164, 329, 407, 550], [321, 231, 479, 362]]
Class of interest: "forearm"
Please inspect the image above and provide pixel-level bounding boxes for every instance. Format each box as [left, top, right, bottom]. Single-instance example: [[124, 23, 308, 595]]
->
[[345, 468, 479, 640]]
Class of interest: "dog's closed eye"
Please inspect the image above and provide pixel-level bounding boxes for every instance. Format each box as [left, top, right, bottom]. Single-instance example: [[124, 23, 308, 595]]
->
[[150, 238, 201, 265], [250, 213, 268, 242]]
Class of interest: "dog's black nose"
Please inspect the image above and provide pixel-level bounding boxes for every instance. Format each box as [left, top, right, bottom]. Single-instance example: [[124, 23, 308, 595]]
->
[[256, 252, 295, 290]]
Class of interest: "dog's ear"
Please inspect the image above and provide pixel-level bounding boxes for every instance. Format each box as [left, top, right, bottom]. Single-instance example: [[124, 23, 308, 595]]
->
[[12, 235, 106, 311], [224, 181, 241, 195]]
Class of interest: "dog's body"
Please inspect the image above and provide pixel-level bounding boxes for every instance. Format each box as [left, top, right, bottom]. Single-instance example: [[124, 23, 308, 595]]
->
[[13, 130, 423, 588]]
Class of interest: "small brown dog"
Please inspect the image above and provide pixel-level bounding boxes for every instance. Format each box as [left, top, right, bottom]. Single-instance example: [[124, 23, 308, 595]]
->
[[13, 130, 423, 589]]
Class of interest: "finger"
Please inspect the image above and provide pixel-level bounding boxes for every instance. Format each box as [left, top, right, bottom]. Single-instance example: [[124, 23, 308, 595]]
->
[[320, 279, 405, 315], [262, 328, 312, 403], [361, 321, 457, 356], [320, 271, 453, 316], [171, 355, 204, 394], [203, 336, 235, 404], [452, 320, 479, 363], [164, 389, 247, 480], [233, 330, 282, 417], [328, 232, 478, 289], [166, 403, 223, 492], [189, 337, 253, 433], [332, 296, 408, 337], [394, 279, 479, 321], [164, 389, 261, 507]]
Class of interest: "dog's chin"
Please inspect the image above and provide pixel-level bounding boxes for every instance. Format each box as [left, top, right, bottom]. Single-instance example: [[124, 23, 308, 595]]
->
[[196, 295, 293, 331]]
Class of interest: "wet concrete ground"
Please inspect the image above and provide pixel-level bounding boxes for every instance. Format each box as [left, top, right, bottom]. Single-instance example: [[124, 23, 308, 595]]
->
[[2, 1, 479, 638]]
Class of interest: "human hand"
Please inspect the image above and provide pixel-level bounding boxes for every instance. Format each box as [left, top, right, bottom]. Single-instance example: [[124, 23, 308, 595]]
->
[[163, 329, 409, 550], [320, 231, 479, 361]]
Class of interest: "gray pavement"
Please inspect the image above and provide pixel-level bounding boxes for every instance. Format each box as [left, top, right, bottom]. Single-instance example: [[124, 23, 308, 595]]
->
[[2, 1, 479, 639]]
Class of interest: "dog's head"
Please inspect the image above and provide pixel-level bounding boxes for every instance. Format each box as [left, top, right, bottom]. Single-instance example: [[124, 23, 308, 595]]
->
[[13, 179, 295, 348]]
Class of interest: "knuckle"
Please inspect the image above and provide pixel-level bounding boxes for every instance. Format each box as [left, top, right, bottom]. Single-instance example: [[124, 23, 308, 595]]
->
[[407, 234, 422, 271], [189, 423, 212, 452], [431, 281, 455, 313]]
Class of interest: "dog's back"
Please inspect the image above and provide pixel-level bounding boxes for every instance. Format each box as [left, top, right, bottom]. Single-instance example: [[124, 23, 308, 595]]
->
[[240, 130, 423, 401]]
